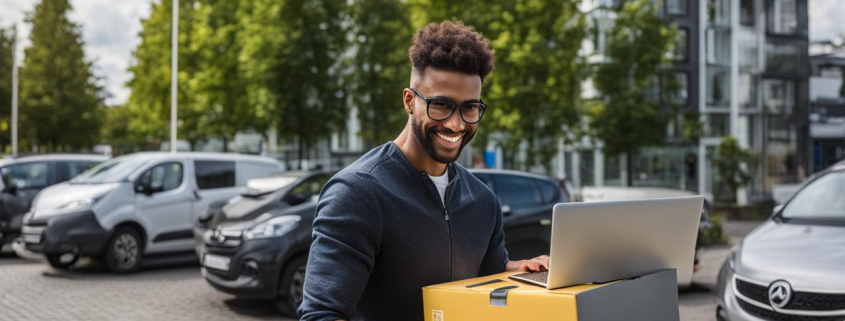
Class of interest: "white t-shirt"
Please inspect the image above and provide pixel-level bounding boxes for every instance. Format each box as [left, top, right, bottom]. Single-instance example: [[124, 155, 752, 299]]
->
[[429, 171, 449, 207]]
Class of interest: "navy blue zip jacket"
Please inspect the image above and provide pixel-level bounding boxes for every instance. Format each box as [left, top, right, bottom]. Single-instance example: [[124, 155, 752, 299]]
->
[[298, 142, 509, 321]]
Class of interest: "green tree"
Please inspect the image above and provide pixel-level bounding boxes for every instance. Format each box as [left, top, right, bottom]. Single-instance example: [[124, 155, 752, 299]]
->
[[0, 26, 13, 152], [410, 0, 588, 171], [192, 0, 262, 151], [590, 0, 678, 185], [240, 0, 348, 167], [19, 0, 103, 151], [126, 0, 203, 149], [101, 105, 147, 155], [345, 0, 413, 147], [712, 136, 757, 200]]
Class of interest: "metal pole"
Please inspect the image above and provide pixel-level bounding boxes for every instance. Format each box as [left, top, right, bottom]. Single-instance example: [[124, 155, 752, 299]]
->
[[170, 0, 178, 152], [11, 25, 18, 156]]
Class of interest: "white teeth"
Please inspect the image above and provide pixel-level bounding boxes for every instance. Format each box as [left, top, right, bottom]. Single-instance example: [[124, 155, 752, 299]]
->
[[436, 132, 460, 143]]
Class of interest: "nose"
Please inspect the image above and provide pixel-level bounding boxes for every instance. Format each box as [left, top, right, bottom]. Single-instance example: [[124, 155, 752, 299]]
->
[[443, 109, 466, 133]]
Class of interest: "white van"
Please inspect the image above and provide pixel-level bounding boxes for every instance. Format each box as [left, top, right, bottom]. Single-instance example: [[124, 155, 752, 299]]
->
[[18, 152, 283, 272]]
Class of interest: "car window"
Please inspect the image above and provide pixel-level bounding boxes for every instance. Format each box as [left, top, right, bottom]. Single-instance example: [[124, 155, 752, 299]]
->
[[138, 162, 184, 193], [473, 173, 495, 191], [287, 174, 332, 204], [493, 175, 543, 211], [58, 161, 99, 182], [537, 180, 560, 204], [782, 171, 845, 219], [1, 162, 51, 189], [195, 161, 235, 190]]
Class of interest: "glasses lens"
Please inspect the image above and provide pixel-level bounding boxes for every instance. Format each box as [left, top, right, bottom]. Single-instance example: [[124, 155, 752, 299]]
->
[[428, 99, 453, 120], [461, 103, 484, 122]]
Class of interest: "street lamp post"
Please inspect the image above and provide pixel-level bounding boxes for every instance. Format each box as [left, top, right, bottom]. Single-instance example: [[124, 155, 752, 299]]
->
[[171, 0, 178, 152], [11, 25, 18, 156]]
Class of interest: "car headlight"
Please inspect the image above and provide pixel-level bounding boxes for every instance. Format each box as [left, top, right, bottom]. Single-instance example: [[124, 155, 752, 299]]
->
[[57, 194, 105, 211], [243, 215, 300, 240]]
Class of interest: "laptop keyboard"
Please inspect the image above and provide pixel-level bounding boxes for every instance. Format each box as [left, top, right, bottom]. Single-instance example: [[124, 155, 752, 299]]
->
[[511, 270, 548, 284]]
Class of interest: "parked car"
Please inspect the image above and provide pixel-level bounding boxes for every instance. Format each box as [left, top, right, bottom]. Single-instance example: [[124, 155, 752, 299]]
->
[[200, 171, 332, 316], [0, 154, 108, 253], [468, 169, 571, 260], [17, 152, 283, 272], [581, 186, 712, 287], [716, 164, 845, 321]]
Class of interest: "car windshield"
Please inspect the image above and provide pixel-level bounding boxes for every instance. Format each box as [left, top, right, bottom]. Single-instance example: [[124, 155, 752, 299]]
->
[[242, 176, 300, 196], [782, 171, 845, 219], [70, 158, 151, 184]]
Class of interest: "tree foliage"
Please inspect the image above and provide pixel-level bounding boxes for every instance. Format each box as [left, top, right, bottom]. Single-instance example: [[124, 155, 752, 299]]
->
[[0, 26, 13, 152], [589, 0, 678, 183], [713, 136, 757, 197], [19, 0, 103, 151], [126, 0, 203, 148], [239, 0, 348, 164], [410, 0, 588, 170], [345, 0, 413, 147]]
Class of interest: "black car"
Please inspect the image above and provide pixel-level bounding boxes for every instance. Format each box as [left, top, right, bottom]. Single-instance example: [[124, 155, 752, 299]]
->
[[200, 169, 569, 317], [0, 154, 107, 252], [199, 171, 332, 315], [468, 169, 570, 260]]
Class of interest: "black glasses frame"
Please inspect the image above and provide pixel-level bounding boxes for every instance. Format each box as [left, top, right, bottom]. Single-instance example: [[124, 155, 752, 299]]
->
[[409, 88, 487, 124]]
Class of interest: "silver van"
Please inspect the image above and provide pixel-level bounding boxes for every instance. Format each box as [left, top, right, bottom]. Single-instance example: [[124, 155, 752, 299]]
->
[[18, 152, 283, 272]]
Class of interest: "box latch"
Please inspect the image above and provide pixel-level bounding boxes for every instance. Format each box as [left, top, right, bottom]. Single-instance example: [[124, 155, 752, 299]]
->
[[489, 285, 519, 307]]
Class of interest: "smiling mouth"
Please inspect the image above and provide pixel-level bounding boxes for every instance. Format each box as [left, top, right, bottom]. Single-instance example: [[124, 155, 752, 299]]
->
[[435, 132, 461, 143]]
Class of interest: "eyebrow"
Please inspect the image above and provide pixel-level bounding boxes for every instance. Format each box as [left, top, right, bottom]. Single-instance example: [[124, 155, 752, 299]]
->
[[429, 95, 482, 105]]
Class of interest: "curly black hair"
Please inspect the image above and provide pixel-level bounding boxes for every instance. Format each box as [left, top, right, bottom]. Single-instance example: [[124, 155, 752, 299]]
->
[[409, 21, 495, 82]]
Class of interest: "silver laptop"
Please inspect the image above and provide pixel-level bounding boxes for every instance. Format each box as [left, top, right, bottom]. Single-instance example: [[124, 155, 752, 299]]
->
[[509, 196, 704, 289]]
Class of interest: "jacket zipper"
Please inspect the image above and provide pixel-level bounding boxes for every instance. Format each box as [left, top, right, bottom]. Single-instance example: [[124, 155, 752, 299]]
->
[[423, 172, 453, 280]]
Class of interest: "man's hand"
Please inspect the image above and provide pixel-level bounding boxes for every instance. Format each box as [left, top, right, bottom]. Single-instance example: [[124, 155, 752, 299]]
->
[[505, 255, 550, 272]]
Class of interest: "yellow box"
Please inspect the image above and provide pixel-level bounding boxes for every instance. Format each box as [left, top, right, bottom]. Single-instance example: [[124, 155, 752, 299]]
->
[[423, 269, 679, 321]]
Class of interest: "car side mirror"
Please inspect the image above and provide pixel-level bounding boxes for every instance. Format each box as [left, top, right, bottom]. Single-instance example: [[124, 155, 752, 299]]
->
[[502, 205, 512, 217], [134, 182, 151, 195]]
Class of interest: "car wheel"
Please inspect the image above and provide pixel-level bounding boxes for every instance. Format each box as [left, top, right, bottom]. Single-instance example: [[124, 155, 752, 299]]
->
[[46, 253, 78, 270], [275, 256, 307, 317], [104, 227, 143, 273]]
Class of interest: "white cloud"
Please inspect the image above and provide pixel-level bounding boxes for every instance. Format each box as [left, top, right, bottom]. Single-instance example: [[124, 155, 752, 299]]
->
[[809, 0, 845, 41]]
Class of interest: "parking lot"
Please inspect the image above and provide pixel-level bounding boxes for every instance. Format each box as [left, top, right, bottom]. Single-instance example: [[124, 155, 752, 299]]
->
[[0, 220, 763, 321]]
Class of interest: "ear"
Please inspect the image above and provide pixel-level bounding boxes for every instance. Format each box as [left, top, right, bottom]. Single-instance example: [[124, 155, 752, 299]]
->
[[403, 88, 414, 115]]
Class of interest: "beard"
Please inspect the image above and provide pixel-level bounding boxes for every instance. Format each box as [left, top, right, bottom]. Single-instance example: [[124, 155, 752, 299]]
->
[[411, 115, 476, 164]]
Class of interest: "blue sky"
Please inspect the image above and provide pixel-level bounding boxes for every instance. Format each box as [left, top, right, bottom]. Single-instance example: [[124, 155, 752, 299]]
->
[[1, 0, 844, 106]]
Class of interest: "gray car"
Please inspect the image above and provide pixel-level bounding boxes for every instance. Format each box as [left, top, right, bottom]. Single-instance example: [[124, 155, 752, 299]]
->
[[716, 164, 845, 321]]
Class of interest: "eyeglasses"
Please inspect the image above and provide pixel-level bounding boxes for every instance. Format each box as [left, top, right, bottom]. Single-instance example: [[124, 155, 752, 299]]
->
[[409, 88, 487, 124]]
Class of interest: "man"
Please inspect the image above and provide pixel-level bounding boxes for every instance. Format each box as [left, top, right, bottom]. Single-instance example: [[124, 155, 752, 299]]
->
[[299, 21, 549, 321]]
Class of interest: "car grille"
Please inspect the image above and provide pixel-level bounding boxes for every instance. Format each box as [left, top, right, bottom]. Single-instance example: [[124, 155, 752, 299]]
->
[[737, 300, 845, 321], [736, 278, 769, 305], [736, 278, 845, 311], [204, 229, 243, 248]]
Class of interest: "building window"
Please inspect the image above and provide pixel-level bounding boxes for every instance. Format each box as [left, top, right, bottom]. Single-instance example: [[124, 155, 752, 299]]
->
[[740, 0, 755, 26], [763, 79, 794, 114], [738, 30, 759, 70], [707, 67, 730, 107], [667, 28, 688, 62], [666, 0, 687, 15], [706, 29, 731, 66], [705, 113, 731, 137], [767, 0, 798, 34], [663, 72, 689, 106], [738, 73, 758, 109], [766, 41, 806, 75], [708, 0, 731, 27]]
